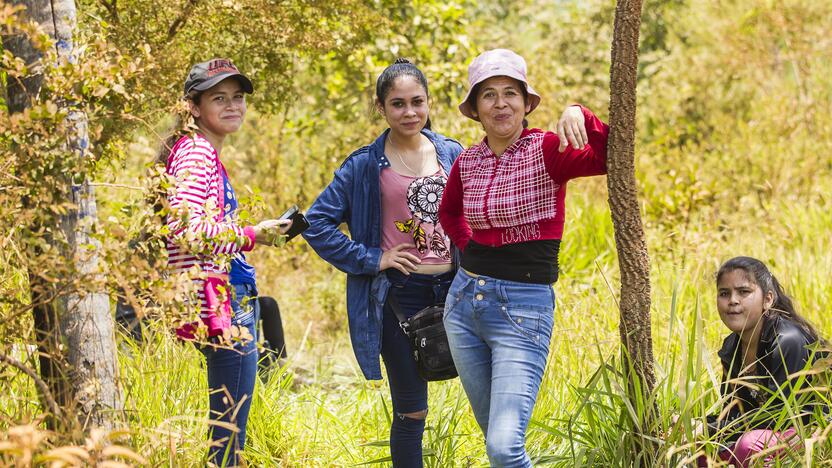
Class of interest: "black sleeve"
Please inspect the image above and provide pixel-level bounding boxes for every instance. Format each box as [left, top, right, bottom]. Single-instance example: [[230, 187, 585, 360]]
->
[[762, 327, 812, 399]]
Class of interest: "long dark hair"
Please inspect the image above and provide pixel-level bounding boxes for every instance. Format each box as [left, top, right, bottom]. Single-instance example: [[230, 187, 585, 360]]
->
[[716, 256, 824, 345], [154, 92, 202, 166], [375, 58, 432, 130]]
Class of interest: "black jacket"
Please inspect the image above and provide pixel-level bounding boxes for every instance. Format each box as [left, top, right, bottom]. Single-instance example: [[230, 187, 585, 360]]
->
[[706, 314, 823, 441]]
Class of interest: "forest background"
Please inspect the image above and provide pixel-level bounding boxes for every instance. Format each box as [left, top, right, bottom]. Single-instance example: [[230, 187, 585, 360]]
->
[[1, 0, 830, 465]]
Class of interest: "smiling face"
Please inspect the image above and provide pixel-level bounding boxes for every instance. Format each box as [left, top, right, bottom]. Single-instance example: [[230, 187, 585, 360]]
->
[[378, 75, 429, 139], [472, 75, 530, 144], [717, 268, 775, 337], [190, 77, 247, 139]]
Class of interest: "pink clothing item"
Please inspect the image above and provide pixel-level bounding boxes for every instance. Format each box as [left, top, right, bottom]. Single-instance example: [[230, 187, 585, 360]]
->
[[174, 275, 234, 339], [380, 167, 452, 264], [697, 428, 800, 467], [459, 48, 541, 119], [165, 134, 256, 337], [440, 106, 608, 251]]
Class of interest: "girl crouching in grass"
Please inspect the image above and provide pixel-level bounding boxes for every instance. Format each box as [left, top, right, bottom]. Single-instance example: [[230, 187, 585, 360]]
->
[[697, 256, 828, 467]]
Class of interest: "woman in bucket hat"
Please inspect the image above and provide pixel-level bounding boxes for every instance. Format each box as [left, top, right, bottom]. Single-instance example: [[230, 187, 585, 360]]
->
[[160, 58, 291, 466], [438, 48, 610, 467]]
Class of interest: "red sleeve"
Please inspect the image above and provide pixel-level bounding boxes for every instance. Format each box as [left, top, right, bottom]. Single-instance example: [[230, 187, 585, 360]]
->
[[543, 105, 609, 184], [439, 159, 472, 251]]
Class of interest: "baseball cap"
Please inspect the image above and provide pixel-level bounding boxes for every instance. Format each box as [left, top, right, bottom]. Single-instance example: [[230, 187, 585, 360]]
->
[[183, 58, 254, 96]]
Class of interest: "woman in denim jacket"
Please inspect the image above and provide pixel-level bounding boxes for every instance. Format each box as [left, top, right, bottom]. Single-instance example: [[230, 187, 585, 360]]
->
[[303, 59, 462, 467]]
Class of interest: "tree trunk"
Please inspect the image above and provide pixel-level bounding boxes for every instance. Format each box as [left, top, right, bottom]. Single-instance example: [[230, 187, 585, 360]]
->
[[607, 0, 656, 394], [4, 0, 122, 430]]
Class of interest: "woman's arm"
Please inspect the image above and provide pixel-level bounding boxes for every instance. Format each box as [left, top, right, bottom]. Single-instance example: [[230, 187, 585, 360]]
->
[[544, 105, 610, 184], [438, 160, 472, 251], [167, 141, 255, 257], [303, 157, 382, 276]]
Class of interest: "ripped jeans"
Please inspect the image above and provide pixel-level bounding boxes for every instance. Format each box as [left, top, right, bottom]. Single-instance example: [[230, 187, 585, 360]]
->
[[381, 269, 453, 467]]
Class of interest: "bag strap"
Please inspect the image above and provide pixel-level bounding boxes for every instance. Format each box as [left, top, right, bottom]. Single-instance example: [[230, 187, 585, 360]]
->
[[386, 290, 408, 322], [386, 290, 411, 335]]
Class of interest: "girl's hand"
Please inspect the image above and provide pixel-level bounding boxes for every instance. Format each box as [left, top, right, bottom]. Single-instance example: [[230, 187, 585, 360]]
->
[[277, 219, 293, 234], [671, 414, 705, 441], [691, 419, 705, 438], [380, 243, 421, 275], [556, 105, 587, 152], [254, 219, 293, 246]]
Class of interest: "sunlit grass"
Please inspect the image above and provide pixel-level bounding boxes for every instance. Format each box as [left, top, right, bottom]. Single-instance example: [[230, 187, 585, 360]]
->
[[2, 187, 830, 466], [2, 0, 831, 464], [12, 191, 811, 466]]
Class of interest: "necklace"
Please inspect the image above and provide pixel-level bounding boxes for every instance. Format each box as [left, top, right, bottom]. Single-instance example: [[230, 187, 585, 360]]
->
[[396, 147, 428, 176]]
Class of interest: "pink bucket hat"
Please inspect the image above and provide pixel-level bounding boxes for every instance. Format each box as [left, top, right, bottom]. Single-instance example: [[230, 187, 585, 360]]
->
[[458, 48, 541, 120]]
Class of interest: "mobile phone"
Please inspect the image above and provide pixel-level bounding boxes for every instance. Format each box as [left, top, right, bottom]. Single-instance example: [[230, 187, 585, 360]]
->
[[278, 205, 310, 242], [279, 205, 299, 220]]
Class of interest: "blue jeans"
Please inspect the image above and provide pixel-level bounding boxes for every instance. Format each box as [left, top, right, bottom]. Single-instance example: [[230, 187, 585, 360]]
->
[[200, 282, 259, 467], [382, 269, 454, 468], [443, 269, 555, 468]]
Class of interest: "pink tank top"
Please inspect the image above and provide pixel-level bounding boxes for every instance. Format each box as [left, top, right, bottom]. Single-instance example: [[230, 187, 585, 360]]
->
[[380, 167, 452, 264]]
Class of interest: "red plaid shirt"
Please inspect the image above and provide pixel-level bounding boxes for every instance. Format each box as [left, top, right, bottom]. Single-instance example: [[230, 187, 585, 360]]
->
[[439, 106, 609, 250]]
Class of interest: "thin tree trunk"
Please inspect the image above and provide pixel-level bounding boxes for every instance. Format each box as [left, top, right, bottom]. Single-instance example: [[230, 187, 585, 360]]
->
[[4, 0, 122, 430], [608, 0, 656, 394]]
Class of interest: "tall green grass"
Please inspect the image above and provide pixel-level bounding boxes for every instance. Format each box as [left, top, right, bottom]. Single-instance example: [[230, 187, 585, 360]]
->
[[3, 0, 831, 464], [2, 188, 830, 466]]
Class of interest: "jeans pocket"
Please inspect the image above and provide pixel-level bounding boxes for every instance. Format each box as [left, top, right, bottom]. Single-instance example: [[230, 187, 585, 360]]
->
[[231, 285, 257, 332], [499, 305, 544, 343], [232, 306, 255, 326], [231, 295, 255, 324], [230, 313, 257, 352], [498, 282, 554, 312], [443, 292, 461, 322]]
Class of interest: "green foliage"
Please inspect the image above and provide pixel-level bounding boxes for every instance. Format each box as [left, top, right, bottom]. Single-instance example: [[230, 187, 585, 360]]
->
[[225, 0, 483, 216], [77, 0, 386, 114], [2, 0, 831, 464], [0, 5, 155, 343]]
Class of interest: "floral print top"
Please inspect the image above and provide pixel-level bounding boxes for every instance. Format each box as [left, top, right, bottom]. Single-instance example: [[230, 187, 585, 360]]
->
[[380, 167, 451, 264]]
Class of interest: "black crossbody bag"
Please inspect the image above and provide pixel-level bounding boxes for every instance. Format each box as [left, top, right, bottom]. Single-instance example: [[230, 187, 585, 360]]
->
[[387, 293, 458, 382]]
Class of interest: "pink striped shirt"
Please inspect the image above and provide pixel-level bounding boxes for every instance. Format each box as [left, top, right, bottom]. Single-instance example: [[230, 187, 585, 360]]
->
[[165, 134, 255, 336]]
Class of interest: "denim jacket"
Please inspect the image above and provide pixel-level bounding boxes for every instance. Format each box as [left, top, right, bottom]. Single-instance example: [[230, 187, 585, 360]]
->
[[303, 128, 463, 380]]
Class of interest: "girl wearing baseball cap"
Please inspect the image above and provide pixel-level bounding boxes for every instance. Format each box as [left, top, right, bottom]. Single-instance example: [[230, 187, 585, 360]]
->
[[161, 58, 290, 466], [439, 48, 610, 467]]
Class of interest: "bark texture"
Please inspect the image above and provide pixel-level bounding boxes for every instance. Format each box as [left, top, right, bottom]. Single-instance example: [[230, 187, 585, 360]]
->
[[4, 0, 122, 430], [608, 0, 656, 393]]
